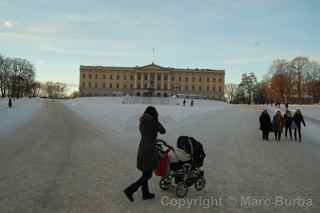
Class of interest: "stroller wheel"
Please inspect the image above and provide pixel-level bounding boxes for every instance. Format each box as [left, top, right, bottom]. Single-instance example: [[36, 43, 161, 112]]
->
[[194, 177, 206, 191], [176, 182, 188, 198], [159, 177, 170, 191]]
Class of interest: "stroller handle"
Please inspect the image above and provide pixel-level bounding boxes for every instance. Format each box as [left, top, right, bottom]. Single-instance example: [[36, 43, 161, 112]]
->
[[156, 139, 174, 150]]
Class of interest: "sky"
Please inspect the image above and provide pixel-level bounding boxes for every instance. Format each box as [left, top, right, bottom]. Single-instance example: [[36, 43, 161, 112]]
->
[[0, 0, 319, 86]]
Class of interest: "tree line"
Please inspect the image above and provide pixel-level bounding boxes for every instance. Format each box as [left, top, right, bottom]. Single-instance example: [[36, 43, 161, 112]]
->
[[0, 54, 40, 98], [226, 56, 320, 104]]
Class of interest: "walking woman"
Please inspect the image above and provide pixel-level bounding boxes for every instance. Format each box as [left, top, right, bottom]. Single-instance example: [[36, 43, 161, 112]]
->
[[273, 110, 284, 141], [124, 106, 166, 202], [259, 110, 272, 141], [284, 109, 293, 140], [292, 109, 306, 142]]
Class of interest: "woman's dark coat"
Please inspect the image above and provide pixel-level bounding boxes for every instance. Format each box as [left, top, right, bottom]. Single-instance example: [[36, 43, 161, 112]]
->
[[284, 111, 293, 128], [273, 114, 284, 132], [293, 113, 306, 129], [259, 112, 272, 132], [137, 113, 166, 171]]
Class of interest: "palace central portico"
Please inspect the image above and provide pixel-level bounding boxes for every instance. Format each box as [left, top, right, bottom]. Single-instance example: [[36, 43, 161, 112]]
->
[[79, 63, 225, 99]]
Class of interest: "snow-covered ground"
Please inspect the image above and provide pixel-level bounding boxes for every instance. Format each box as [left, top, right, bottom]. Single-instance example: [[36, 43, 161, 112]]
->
[[62, 97, 320, 212], [0, 98, 42, 135], [64, 97, 229, 144]]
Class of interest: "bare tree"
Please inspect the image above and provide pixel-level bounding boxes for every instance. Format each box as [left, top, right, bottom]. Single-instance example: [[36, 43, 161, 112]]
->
[[238, 72, 257, 104]]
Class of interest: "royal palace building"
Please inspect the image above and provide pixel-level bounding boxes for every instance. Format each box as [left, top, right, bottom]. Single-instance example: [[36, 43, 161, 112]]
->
[[79, 63, 225, 100]]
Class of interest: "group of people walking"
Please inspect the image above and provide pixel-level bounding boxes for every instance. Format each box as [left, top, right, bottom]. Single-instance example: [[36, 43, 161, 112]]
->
[[259, 108, 306, 142]]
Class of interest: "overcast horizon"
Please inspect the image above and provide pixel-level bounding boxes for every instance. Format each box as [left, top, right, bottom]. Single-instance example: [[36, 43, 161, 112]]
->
[[1, 0, 319, 86]]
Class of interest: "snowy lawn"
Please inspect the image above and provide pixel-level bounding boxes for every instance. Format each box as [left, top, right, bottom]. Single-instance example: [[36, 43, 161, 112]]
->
[[0, 98, 42, 135], [64, 97, 229, 144]]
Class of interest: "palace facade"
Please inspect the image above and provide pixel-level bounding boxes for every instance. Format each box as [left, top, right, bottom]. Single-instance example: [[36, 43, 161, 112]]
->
[[79, 63, 225, 100]]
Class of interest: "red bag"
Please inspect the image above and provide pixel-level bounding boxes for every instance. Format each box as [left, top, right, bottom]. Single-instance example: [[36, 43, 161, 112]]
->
[[154, 152, 169, 176]]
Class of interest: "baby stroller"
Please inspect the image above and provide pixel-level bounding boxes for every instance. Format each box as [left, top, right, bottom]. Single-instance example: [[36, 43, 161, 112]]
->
[[155, 136, 206, 197]]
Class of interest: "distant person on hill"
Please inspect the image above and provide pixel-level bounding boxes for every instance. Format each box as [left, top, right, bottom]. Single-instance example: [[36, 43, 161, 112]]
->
[[124, 106, 166, 202], [284, 109, 293, 140], [273, 110, 284, 141], [191, 99, 194, 107], [292, 109, 306, 142], [8, 97, 12, 108], [259, 109, 272, 141], [183, 99, 186, 106]]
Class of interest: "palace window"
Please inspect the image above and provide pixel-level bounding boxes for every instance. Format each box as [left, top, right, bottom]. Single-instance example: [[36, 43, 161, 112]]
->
[[82, 74, 86, 79], [178, 77, 182, 82], [199, 77, 202, 82], [144, 74, 148, 81], [110, 75, 113, 80], [95, 74, 98, 79], [116, 83, 119, 88], [109, 83, 112, 88], [137, 73, 141, 80], [219, 78, 222, 83], [116, 75, 120, 80], [213, 78, 216, 82], [157, 74, 161, 81], [171, 76, 175, 81], [192, 77, 195, 82], [130, 84, 133, 89], [150, 73, 154, 80], [130, 75, 134, 80], [207, 78, 210, 82], [137, 83, 141, 89], [89, 74, 92, 79], [123, 75, 127, 80], [185, 77, 189, 82], [192, 85, 195, 91], [164, 74, 168, 81], [103, 75, 106, 79]]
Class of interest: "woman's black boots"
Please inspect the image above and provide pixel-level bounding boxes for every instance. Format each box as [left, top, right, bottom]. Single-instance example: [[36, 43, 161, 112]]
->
[[142, 183, 155, 200]]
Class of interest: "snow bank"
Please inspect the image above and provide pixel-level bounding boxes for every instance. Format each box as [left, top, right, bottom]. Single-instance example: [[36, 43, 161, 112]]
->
[[0, 98, 42, 136]]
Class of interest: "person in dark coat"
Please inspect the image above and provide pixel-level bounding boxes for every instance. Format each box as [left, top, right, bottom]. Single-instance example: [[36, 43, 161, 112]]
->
[[8, 97, 12, 108], [190, 99, 194, 107], [124, 106, 166, 202], [259, 109, 272, 141], [273, 110, 284, 141], [292, 109, 306, 142], [284, 109, 293, 140]]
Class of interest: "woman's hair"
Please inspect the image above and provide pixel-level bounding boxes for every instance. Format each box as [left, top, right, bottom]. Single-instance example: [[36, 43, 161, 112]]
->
[[144, 106, 158, 120]]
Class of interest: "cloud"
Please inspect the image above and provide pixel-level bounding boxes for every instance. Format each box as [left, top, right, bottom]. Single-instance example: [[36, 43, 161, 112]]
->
[[43, 46, 134, 57], [0, 32, 40, 40], [2, 20, 16, 28]]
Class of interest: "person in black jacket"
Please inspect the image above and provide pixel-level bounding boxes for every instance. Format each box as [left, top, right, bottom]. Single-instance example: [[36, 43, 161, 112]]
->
[[284, 109, 293, 140], [8, 97, 12, 108], [124, 106, 166, 202], [259, 110, 272, 141], [292, 109, 306, 142]]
